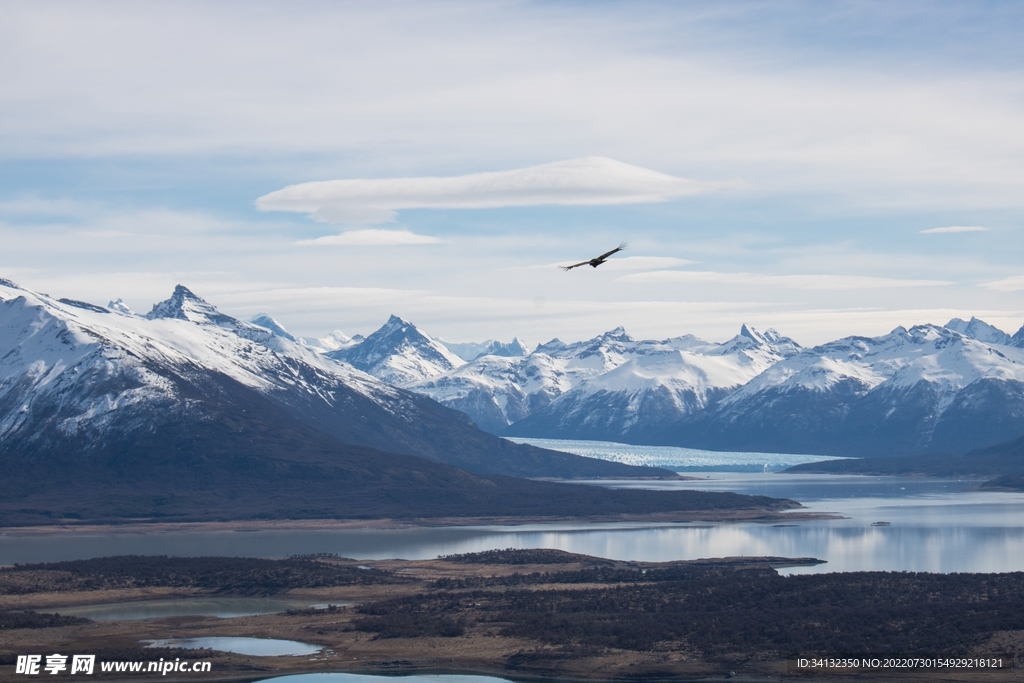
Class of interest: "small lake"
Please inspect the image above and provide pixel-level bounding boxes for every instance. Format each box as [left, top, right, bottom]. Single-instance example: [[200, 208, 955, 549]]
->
[[54, 597, 343, 620], [3, 440, 1024, 575], [145, 637, 321, 656]]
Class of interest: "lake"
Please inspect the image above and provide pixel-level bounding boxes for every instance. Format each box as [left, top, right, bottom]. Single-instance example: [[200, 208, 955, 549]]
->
[[3, 439, 1023, 574], [145, 637, 320, 656]]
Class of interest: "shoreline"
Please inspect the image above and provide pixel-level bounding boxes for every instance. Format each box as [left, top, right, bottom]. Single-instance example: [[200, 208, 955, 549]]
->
[[0, 508, 840, 538]]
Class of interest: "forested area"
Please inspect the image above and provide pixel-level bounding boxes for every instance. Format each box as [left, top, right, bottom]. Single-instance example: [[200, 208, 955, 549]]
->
[[0, 556, 401, 595], [356, 563, 1024, 658]]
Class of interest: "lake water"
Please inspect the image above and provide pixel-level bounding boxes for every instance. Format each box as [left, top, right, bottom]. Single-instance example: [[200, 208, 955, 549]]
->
[[3, 440, 1024, 575], [145, 637, 321, 656]]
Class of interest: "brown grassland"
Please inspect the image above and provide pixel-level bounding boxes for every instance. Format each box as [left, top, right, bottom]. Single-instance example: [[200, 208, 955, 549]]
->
[[1, 551, 1022, 683]]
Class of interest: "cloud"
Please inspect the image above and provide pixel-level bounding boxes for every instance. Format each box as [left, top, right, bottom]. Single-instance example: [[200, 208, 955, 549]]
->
[[568, 255, 696, 271], [919, 225, 990, 234], [619, 270, 952, 289], [257, 157, 734, 223], [980, 275, 1024, 292], [519, 256, 696, 272], [296, 229, 442, 246]]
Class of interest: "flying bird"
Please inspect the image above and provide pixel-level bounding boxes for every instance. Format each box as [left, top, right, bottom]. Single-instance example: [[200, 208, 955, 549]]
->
[[559, 242, 628, 271]]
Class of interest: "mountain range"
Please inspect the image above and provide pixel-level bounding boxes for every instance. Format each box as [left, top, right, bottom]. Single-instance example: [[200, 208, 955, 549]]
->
[[6, 273, 1024, 525], [5, 279, 782, 525], [330, 313, 1024, 458]]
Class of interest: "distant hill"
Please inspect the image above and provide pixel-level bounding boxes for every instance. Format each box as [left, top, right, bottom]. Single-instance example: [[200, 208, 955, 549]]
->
[[786, 433, 1024, 483]]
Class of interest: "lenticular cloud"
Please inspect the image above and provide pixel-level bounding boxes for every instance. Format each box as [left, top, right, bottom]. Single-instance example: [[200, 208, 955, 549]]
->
[[256, 157, 732, 223]]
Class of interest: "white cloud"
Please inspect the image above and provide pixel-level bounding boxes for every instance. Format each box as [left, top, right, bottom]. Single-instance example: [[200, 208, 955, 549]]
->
[[565, 255, 695, 271], [980, 275, 1024, 292], [619, 270, 952, 289], [257, 157, 734, 223], [919, 225, 990, 234], [518, 255, 695, 272], [296, 229, 442, 246]]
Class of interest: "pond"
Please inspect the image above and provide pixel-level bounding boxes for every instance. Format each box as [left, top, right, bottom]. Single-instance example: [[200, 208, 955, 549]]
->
[[145, 637, 321, 656]]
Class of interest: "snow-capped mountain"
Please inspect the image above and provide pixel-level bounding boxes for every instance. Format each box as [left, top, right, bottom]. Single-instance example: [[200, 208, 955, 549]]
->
[[1012, 324, 1024, 349], [945, 317, 1011, 345], [411, 324, 801, 440], [298, 330, 361, 353], [407, 355, 535, 433], [658, 324, 1024, 456], [504, 325, 801, 441], [107, 298, 135, 316], [250, 312, 296, 341], [442, 337, 531, 361], [0, 279, 645, 480], [248, 313, 361, 353], [328, 314, 465, 386]]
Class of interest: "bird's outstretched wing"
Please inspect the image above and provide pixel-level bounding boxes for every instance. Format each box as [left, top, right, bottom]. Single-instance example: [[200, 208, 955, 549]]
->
[[596, 241, 628, 261], [559, 261, 591, 271]]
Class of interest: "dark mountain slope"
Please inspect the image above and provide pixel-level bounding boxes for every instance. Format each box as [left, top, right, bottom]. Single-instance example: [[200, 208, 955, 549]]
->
[[0, 372, 792, 526], [0, 281, 666, 480], [786, 432, 1024, 480]]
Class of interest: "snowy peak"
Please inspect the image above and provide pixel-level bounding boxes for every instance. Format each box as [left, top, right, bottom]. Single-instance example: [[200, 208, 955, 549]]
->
[[442, 337, 532, 361], [146, 285, 236, 326], [107, 298, 136, 316], [600, 326, 633, 343], [945, 317, 1011, 345], [298, 330, 358, 353], [1013, 324, 1024, 349], [739, 323, 763, 343], [721, 324, 801, 358], [728, 322, 1024, 402], [328, 314, 465, 386], [250, 312, 295, 341]]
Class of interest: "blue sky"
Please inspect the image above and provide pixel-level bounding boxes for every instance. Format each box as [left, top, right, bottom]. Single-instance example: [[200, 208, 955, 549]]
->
[[1, 0, 1022, 346]]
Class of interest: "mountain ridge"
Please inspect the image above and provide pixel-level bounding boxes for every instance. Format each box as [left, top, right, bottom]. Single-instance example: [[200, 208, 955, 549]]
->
[[0, 280, 666, 481], [338, 311, 1024, 457]]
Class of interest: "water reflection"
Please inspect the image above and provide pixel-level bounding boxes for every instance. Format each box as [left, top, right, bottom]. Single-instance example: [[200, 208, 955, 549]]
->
[[4, 473, 1024, 575]]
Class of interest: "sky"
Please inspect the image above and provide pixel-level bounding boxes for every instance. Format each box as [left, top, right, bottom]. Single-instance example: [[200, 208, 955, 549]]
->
[[1, 0, 1023, 347]]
